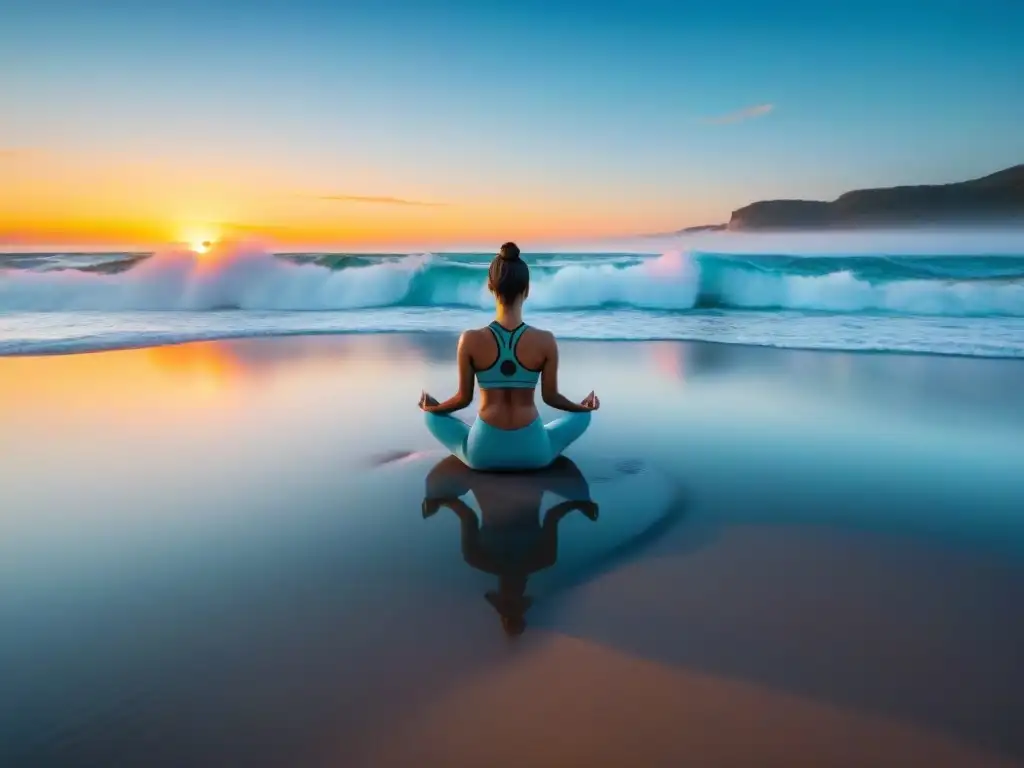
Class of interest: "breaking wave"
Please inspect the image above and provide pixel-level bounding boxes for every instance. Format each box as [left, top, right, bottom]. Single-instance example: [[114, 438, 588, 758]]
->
[[1, 243, 1023, 318]]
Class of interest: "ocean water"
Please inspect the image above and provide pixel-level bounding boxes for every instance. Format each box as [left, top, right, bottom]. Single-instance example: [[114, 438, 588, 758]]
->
[[2, 241, 1024, 357]]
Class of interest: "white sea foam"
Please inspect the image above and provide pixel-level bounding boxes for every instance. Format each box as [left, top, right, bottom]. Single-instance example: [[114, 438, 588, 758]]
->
[[2, 241, 1022, 317], [2, 238, 1024, 357]]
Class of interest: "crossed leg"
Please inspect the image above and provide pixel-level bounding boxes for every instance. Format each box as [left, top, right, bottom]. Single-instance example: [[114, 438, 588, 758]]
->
[[426, 410, 591, 470], [543, 411, 592, 457], [423, 412, 471, 465]]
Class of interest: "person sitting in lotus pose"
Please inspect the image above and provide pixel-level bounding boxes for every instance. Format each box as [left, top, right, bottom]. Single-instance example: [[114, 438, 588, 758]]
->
[[419, 242, 599, 471]]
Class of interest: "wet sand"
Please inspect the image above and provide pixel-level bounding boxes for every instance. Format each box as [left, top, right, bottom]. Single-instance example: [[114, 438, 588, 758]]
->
[[2, 335, 1023, 767]]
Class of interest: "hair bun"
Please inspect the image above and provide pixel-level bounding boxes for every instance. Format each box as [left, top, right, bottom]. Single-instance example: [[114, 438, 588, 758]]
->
[[498, 242, 521, 262]]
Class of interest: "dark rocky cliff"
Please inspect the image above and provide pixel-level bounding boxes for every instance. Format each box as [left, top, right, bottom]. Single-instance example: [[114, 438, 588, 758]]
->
[[727, 165, 1024, 230]]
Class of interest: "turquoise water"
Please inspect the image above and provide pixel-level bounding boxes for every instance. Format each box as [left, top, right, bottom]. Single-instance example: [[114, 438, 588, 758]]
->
[[2, 246, 1024, 357]]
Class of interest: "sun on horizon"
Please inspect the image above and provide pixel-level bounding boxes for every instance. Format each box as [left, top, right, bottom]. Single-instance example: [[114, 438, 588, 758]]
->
[[185, 232, 218, 254]]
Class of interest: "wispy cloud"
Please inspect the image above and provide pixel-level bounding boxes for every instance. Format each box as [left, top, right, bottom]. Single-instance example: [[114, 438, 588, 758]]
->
[[312, 194, 447, 207], [701, 103, 775, 125]]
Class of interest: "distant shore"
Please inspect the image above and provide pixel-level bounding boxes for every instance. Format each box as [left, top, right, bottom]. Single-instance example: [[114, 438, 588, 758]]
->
[[668, 164, 1024, 233]]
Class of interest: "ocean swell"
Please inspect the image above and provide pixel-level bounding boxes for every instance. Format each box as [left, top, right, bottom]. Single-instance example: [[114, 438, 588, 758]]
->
[[1, 244, 1023, 318]]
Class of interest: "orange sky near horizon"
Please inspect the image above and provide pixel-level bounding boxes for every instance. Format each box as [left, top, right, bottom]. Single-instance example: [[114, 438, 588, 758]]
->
[[1, 148, 721, 250]]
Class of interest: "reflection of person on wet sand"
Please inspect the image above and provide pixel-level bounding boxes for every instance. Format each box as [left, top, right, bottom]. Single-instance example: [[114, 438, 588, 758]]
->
[[423, 455, 597, 636]]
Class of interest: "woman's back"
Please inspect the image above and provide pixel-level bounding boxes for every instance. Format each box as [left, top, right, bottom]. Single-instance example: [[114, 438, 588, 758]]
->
[[467, 322, 551, 430]]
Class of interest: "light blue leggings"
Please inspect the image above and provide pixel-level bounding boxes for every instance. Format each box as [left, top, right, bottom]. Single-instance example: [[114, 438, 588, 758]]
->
[[424, 411, 592, 471]]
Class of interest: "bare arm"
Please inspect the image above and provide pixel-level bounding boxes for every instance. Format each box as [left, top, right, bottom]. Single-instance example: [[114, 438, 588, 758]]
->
[[420, 332, 475, 414], [541, 333, 599, 413]]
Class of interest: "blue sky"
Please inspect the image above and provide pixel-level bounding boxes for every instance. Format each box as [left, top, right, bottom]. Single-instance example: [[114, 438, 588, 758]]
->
[[2, 0, 1023, 245]]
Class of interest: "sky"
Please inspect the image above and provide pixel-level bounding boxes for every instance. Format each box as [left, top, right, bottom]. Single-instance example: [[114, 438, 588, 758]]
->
[[2, 0, 1023, 250]]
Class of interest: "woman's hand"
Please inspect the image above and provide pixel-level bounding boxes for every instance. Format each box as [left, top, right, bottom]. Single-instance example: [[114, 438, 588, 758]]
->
[[581, 391, 600, 411], [419, 391, 440, 411]]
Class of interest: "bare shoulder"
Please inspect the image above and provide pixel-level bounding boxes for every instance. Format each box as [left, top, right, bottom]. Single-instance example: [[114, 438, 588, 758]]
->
[[531, 326, 556, 347], [525, 325, 557, 356], [460, 326, 490, 352]]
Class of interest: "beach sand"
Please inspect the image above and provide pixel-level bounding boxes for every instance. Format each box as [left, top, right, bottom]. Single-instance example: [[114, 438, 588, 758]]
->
[[2, 335, 1023, 767]]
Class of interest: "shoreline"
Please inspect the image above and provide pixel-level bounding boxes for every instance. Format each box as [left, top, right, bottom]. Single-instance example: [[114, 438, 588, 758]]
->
[[4, 326, 1024, 361]]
